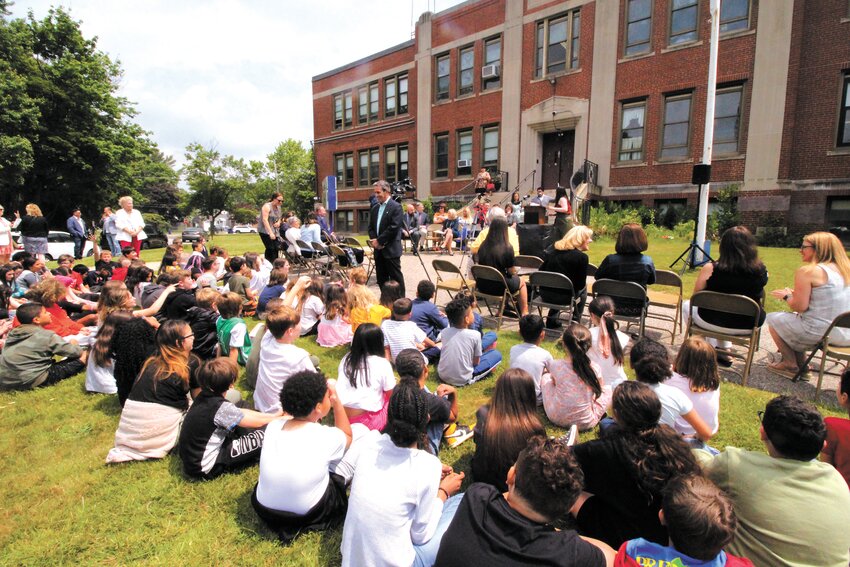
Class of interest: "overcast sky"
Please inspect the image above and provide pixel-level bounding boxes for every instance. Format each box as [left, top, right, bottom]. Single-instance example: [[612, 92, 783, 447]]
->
[[9, 0, 466, 168]]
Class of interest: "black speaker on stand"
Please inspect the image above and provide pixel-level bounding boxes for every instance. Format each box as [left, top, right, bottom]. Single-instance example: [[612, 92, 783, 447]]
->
[[671, 163, 715, 274]]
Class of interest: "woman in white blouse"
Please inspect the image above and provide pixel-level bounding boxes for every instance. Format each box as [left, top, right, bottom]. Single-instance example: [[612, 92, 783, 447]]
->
[[114, 196, 147, 254]]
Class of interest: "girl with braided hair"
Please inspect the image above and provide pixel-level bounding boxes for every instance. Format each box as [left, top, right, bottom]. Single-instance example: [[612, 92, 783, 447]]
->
[[541, 323, 612, 431], [337, 378, 465, 567], [570, 381, 701, 549], [587, 295, 629, 390]]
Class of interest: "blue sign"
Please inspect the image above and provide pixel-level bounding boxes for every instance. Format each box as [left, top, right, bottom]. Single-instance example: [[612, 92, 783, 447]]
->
[[324, 175, 337, 212]]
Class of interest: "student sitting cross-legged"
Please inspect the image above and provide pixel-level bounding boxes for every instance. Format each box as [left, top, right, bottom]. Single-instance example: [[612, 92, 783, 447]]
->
[[179, 358, 282, 480], [434, 435, 615, 567], [216, 292, 252, 366], [509, 314, 554, 404], [335, 323, 396, 431], [411, 279, 448, 341], [382, 297, 440, 364], [437, 295, 502, 387], [252, 370, 353, 543]]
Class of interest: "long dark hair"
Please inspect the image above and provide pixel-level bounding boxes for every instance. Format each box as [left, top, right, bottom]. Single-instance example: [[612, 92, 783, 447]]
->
[[610, 382, 700, 501], [343, 323, 385, 388], [477, 217, 513, 270], [511, 191, 521, 205], [555, 185, 568, 203], [383, 377, 429, 448], [589, 295, 624, 366], [480, 369, 546, 479], [93, 310, 134, 367], [715, 226, 764, 275], [562, 323, 603, 397]]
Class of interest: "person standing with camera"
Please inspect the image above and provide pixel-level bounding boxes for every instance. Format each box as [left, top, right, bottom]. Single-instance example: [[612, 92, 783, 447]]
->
[[369, 180, 405, 296]]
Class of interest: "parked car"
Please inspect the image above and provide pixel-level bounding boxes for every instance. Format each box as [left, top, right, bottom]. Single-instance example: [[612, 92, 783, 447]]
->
[[141, 224, 169, 250], [11, 231, 94, 261], [230, 224, 257, 233], [181, 227, 205, 243]]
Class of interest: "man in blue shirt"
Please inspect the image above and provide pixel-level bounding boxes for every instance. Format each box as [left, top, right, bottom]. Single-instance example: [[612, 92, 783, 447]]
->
[[411, 280, 448, 341], [368, 180, 405, 296]]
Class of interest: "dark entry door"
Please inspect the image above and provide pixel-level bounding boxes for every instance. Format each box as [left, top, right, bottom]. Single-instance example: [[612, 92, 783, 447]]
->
[[541, 131, 575, 189]]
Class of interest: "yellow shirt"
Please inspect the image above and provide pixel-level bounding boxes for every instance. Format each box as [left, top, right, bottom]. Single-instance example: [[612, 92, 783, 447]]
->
[[470, 226, 520, 254], [350, 304, 391, 333]]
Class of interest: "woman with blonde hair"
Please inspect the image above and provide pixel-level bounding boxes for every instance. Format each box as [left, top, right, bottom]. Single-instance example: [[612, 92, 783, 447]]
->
[[13, 204, 49, 260], [540, 225, 593, 328], [767, 231, 850, 377], [440, 208, 460, 255]]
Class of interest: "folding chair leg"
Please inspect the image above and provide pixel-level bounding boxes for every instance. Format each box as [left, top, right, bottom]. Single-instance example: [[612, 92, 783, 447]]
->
[[793, 344, 822, 383], [741, 343, 756, 388], [815, 351, 828, 400], [496, 295, 506, 331]]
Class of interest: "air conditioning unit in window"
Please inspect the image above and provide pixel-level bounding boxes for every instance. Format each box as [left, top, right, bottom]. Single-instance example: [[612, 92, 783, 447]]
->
[[481, 64, 500, 79], [457, 159, 472, 169]]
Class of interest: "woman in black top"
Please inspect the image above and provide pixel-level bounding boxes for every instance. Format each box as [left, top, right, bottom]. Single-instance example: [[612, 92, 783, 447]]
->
[[476, 218, 529, 315], [595, 223, 656, 316], [13, 203, 50, 261], [570, 381, 700, 548], [472, 368, 545, 492], [685, 225, 768, 365], [546, 185, 573, 247], [541, 225, 592, 328]]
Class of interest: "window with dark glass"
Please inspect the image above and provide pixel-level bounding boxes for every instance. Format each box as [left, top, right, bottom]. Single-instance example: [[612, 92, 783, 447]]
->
[[661, 93, 692, 159], [619, 101, 646, 161], [369, 148, 380, 184], [457, 130, 473, 176], [398, 144, 409, 180], [669, 0, 698, 45], [359, 151, 369, 186], [336, 152, 354, 188], [333, 94, 343, 130], [483, 36, 501, 90], [838, 74, 850, 147], [720, 0, 749, 33], [482, 126, 499, 169], [335, 210, 353, 232], [343, 91, 352, 128], [625, 0, 652, 56], [335, 154, 344, 184], [458, 46, 474, 96], [713, 86, 742, 155], [369, 83, 379, 121], [435, 134, 449, 177], [535, 10, 580, 78], [358, 86, 368, 124], [344, 153, 354, 187], [385, 146, 397, 182], [436, 54, 450, 101]]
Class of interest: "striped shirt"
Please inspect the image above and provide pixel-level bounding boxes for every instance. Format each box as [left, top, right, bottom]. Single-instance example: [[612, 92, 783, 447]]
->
[[381, 320, 426, 363]]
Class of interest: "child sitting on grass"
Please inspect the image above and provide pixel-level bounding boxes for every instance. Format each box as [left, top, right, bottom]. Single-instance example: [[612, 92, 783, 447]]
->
[[318, 284, 354, 347], [614, 475, 753, 566], [668, 338, 721, 446], [509, 314, 553, 403], [541, 323, 611, 431], [438, 295, 502, 386], [587, 295, 629, 390], [254, 306, 316, 414], [179, 358, 282, 480], [411, 279, 447, 341], [346, 267, 381, 332], [822, 367, 850, 487], [336, 323, 395, 430], [195, 257, 219, 289], [456, 289, 497, 351], [186, 287, 221, 361], [290, 276, 325, 336], [382, 298, 440, 364], [226, 256, 257, 316], [0, 302, 87, 391], [216, 292, 252, 366]]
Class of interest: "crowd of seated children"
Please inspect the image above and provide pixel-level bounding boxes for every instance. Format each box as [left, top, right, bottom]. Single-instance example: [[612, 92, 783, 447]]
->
[[317, 284, 352, 347], [382, 297, 440, 364], [253, 306, 316, 414], [179, 358, 280, 480], [822, 368, 850, 487], [216, 292, 252, 366], [630, 338, 713, 443], [411, 280, 448, 342], [703, 395, 850, 566], [335, 323, 395, 430], [252, 370, 352, 543], [472, 368, 546, 492], [668, 337, 721, 447], [437, 295, 501, 386], [541, 323, 612, 431], [106, 320, 199, 463], [346, 267, 382, 332], [437, 436, 615, 566], [22, 279, 93, 344], [570, 381, 701, 548], [614, 475, 753, 566], [509, 315, 553, 404], [336, 379, 465, 567], [587, 296, 629, 390], [0, 302, 86, 390]]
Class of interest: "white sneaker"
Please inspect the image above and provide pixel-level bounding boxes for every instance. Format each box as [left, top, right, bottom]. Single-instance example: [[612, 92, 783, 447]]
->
[[444, 423, 474, 449], [553, 424, 579, 446]]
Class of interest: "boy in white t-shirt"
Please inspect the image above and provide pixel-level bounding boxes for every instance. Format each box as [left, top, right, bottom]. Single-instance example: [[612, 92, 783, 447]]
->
[[438, 296, 502, 386], [381, 298, 440, 364], [509, 314, 553, 404], [254, 306, 316, 413]]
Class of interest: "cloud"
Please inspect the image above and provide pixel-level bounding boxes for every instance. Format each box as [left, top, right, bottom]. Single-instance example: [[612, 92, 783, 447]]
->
[[11, 0, 467, 168]]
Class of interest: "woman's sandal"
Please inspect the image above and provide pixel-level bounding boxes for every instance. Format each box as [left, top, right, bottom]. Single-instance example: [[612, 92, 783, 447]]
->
[[767, 363, 806, 380]]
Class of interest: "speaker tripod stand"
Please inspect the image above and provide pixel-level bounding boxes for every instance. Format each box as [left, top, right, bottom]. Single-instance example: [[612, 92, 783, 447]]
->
[[670, 182, 714, 275]]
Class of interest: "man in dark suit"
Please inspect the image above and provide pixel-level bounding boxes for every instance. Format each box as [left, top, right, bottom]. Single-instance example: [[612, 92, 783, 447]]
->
[[66, 207, 87, 259], [369, 180, 405, 296], [402, 203, 420, 255]]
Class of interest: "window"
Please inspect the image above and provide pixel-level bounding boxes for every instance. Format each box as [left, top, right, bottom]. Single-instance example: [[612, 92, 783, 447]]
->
[[344, 91, 353, 128], [369, 82, 379, 121], [335, 152, 355, 188], [358, 148, 379, 186], [483, 36, 501, 90], [436, 54, 450, 101], [625, 0, 652, 56], [358, 210, 370, 231], [619, 101, 646, 161], [713, 86, 743, 155], [434, 134, 449, 178], [535, 10, 580, 77], [358, 86, 368, 124], [385, 143, 409, 182], [661, 93, 692, 159], [828, 197, 850, 229], [370, 148, 380, 183], [335, 210, 353, 232], [458, 45, 474, 96], [457, 130, 473, 176], [384, 73, 408, 117], [720, 0, 749, 33], [359, 150, 369, 186], [333, 94, 343, 130], [482, 125, 499, 169], [669, 0, 698, 45], [838, 74, 850, 147]]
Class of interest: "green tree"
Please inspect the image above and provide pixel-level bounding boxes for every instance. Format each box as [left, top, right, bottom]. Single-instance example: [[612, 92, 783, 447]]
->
[[182, 142, 249, 229], [134, 150, 182, 222], [265, 139, 316, 218]]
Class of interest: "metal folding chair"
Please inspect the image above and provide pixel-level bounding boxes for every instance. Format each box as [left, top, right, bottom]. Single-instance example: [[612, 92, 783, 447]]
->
[[529, 271, 577, 325], [592, 279, 649, 338], [432, 259, 475, 304], [793, 310, 850, 399], [646, 270, 684, 344], [470, 264, 520, 330]]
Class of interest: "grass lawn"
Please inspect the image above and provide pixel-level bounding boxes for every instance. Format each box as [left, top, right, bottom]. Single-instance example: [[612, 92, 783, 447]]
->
[[1, 234, 835, 565]]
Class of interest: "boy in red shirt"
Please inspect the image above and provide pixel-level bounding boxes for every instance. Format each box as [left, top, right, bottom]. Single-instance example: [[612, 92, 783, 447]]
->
[[822, 368, 850, 487]]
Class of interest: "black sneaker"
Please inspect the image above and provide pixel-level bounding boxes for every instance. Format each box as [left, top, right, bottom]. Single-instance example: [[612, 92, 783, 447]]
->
[[546, 318, 562, 330]]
